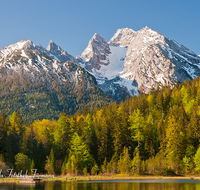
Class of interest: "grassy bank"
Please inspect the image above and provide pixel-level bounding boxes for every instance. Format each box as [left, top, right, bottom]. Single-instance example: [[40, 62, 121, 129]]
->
[[0, 178, 20, 183], [1, 175, 200, 183], [43, 175, 200, 182]]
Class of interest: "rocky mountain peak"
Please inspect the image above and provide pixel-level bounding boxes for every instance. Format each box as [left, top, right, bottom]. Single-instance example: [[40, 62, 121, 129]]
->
[[122, 26, 200, 93], [88, 33, 108, 50], [109, 28, 136, 47], [81, 33, 111, 71], [47, 40, 61, 52], [79, 26, 200, 101], [0, 40, 35, 62], [92, 33, 104, 40], [46, 40, 76, 63], [23, 40, 35, 49], [136, 26, 164, 43], [1, 39, 33, 51], [140, 26, 158, 33]]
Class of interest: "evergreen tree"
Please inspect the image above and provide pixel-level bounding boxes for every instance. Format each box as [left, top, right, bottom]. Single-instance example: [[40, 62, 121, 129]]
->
[[91, 162, 99, 175], [15, 153, 31, 172], [66, 133, 94, 174], [30, 159, 35, 174], [113, 105, 132, 155], [6, 111, 24, 165], [108, 152, 118, 174], [129, 109, 145, 147], [132, 147, 141, 174], [117, 147, 131, 174], [54, 112, 73, 160], [83, 113, 97, 160], [101, 157, 107, 174], [45, 149, 55, 175], [165, 111, 185, 174], [194, 147, 200, 172], [0, 111, 8, 158]]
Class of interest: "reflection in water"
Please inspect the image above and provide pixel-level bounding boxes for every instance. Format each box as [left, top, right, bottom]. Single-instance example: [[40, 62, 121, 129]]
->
[[1, 179, 200, 190]]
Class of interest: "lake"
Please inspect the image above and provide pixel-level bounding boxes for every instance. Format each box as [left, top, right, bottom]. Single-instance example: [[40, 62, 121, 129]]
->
[[1, 179, 200, 190]]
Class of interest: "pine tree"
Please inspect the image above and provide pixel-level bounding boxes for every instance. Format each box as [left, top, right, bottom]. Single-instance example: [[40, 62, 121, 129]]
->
[[117, 147, 131, 174], [101, 157, 107, 174], [91, 163, 99, 175], [129, 109, 145, 147], [132, 147, 141, 174], [83, 114, 97, 160], [30, 159, 35, 174], [0, 111, 8, 158], [165, 112, 185, 174], [45, 149, 55, 174], [54, 112, 73, 160], [66, 133, 94, 175], [113, 105, 131, 155], [6, 111, 24, 166], [194, 147, 200, 172]]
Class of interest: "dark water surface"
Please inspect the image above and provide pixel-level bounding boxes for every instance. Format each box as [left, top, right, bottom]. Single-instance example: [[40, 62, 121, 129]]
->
[[1, 179, 200, 190]]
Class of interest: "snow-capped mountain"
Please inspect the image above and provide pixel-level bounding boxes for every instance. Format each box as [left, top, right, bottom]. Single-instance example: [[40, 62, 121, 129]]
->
[[0, 39, 91, 91], [0, 26, 200, 106], [0, 39, 76, 65], [78, 30, 138, 100], [77, 27, 200, 101], [78, 33, 111, 71], [123, 26, 200, 93], [0, 40, 112, 121], [109, 28, 136, 47]]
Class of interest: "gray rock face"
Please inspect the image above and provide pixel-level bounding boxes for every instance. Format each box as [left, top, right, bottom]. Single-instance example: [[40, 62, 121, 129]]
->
[[78, 26, 200, 101], [123, 26, 200, 93], [109, 28, 136, 47], [78, 30, 138, 101], [47, 40, 77, 63], [81, 33, 111, 71]]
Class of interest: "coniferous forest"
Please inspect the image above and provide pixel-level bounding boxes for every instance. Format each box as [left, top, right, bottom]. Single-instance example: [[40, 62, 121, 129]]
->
[[1, 77, 200, 176]]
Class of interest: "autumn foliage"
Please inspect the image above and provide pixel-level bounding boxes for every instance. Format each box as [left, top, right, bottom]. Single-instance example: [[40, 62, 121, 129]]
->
[[1, 78, 200, 175]]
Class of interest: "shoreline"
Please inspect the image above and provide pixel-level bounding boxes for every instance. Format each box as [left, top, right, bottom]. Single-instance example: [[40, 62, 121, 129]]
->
[[58, 175, 200, 182], [1, 175, 200, 183]]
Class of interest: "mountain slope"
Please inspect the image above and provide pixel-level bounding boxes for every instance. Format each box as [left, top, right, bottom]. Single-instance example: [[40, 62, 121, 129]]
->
[[78, 32, 138, 101], [46, 40, 77, 63], [109, 28, 136, 47], [123, 26, 200, 93], [78, 27, 200, 101], [0, 40, 112, 122]]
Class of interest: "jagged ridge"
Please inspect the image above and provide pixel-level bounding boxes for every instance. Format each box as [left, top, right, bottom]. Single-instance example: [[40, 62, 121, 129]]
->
[[77, 26, 200, 101], [1, 26, 200, 108]]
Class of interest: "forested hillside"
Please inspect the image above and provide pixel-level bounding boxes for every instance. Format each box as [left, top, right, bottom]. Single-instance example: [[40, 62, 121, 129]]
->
[[0, 39, 113, 123], [1, 77, 200, 175]]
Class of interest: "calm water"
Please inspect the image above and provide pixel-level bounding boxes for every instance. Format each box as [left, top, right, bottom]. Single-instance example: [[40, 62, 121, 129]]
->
[[1, 179, 200, 190]]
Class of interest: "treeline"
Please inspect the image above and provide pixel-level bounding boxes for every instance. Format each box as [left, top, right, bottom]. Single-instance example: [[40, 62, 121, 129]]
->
[[1, 77, 200, 175]]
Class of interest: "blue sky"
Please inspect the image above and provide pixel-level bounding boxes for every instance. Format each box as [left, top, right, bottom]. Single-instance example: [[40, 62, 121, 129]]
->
[[0, 0, 199, 57]]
